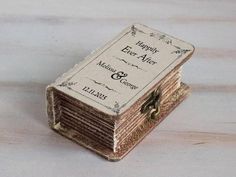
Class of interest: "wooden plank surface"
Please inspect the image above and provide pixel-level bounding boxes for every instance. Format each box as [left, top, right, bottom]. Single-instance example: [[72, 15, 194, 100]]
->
[[0, 0, 236, 177]]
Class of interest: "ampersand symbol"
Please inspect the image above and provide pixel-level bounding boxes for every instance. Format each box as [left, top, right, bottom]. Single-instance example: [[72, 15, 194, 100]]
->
[[111, 71, 128, 80]]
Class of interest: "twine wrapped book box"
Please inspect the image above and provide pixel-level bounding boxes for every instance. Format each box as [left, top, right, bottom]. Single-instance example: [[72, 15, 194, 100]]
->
[[46, 24, 194, 161]]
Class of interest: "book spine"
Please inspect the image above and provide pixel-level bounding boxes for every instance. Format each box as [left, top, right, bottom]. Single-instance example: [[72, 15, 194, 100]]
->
[[46, 86, 57, 128]]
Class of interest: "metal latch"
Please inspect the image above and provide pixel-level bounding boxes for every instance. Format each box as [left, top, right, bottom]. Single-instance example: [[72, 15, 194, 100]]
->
[[141, 87, 162, 120]]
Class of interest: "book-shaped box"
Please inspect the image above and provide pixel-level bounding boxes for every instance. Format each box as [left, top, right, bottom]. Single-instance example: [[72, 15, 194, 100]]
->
[[46, 24, 194, 161]]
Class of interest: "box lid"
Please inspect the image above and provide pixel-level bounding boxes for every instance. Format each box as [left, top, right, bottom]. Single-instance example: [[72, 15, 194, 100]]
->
[[49, 24, 194, 116]]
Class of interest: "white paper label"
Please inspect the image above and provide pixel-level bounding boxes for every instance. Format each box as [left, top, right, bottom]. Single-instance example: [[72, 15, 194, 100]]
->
[[53, 24, 194, 115]]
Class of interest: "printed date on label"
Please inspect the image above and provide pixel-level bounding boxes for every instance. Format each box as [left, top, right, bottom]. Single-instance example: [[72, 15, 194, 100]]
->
[[82, 86, 107, 100]]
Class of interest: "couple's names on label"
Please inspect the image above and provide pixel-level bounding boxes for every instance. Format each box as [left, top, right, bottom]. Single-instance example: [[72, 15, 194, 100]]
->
[[121, 41, 159, 66], [96, 61, 138, 90]]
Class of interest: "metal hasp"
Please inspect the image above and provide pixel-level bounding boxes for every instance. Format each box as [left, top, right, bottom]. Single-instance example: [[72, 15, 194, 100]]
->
[[141, 87, 162, 120]]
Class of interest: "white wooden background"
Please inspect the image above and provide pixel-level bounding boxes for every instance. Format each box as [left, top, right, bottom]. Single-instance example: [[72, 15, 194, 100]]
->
[[0, 0, 236, 177]]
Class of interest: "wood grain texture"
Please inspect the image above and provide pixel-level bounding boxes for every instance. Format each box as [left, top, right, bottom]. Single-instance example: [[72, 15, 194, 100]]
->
[[0, 0, 235, 176]]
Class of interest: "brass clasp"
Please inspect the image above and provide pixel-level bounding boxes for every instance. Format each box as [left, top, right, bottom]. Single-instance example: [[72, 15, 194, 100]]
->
[[141, 87, 162, 120]]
